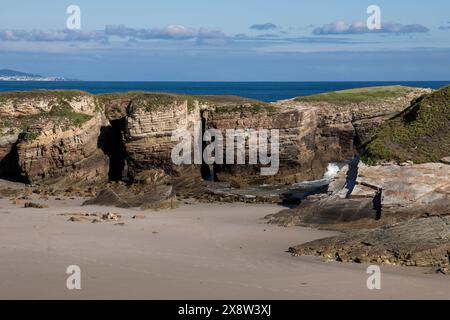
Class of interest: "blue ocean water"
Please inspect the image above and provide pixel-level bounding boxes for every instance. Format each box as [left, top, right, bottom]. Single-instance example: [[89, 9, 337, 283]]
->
[[0, 81, 448, 102]]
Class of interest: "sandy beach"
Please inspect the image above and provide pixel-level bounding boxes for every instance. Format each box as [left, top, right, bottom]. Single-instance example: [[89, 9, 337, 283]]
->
[[0, 196, 448, 300]]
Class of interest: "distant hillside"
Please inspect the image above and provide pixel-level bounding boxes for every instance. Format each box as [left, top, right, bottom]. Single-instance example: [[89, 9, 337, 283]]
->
[[0, 69, 70, 81], [0, 69, 42, 77], [363, 85, 450, 164]]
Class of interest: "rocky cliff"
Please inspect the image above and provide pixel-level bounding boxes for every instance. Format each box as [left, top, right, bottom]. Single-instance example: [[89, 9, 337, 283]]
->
[[1, 86, 447, 272], [123, 93, 203, 181], [205, 104, 319, 184], [270, 86, 450, 271], [0, 91, 109, 186], [208, 85, 429, 184], [0, 86, 431, 189]]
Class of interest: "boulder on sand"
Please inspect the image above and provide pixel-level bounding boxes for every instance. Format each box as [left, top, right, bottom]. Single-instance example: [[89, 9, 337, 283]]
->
[[83, 184, 173, 209]]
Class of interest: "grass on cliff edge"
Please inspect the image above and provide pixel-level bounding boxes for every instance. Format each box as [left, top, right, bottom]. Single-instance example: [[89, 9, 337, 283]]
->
[[125, 92, 277, 114], [1, 100, 93, 141], [46, 102, 93, 127], [362, 85, 450, 164], [294, 85, 415, 105], [0, 89, 88, 102]]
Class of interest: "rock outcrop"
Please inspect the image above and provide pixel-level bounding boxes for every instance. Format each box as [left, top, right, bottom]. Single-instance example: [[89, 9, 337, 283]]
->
[[209, 86, 429, 184], [205, 105, 320, 184], [16, 113, 109, 185], [83, 183, 174, 209], [267, 161, 450, 230], [123, 94, 204, 181], [292, 85, 432, 144], [0, 90, 98, 117], [0, 91, 109, 185], [289, 216, 450, 271], [0, 86, 432, 190], [279, 86, 450, 271], [267, 86, 449, 229]]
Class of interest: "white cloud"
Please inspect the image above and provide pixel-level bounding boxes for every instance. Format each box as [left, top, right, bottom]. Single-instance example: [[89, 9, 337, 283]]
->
[[105, 24, 225, 40], [0, 29, 105, 42], [313, 21, 429, 35]]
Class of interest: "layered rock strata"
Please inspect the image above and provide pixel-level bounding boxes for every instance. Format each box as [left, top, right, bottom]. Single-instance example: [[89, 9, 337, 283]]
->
[[16, 113, 109, 185], [0, 91, 109, 185], [0, 86, 431, 188], [208, 87, 430, 184], [123, 94, 204, 181]]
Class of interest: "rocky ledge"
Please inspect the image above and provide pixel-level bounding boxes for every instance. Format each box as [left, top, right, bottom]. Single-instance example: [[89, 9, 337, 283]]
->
[[266, 161, 450, 230], [289, 216, 450, 273]]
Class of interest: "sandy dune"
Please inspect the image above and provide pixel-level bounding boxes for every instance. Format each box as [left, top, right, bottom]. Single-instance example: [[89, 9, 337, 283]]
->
[[0, 197, 449, 299]]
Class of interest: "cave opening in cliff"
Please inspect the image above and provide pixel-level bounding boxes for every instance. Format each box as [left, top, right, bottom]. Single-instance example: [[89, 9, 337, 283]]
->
[[99, 118, 127, 182], [200, 110, 218, 182], [373, 190, 383, 220], [0, 141, 25, 183]]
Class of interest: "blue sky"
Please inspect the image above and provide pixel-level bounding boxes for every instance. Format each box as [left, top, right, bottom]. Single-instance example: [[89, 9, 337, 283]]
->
[[0, 0, 449, 80]]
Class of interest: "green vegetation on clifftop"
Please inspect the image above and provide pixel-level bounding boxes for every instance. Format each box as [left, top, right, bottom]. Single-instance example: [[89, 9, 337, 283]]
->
[[0, 89, 87, 102], [0, 99, 93, 142], [126, 92, 276, 114], [363, 85, 450, 164], [213, 103, 278, 114], [295, 86, 415, 105]]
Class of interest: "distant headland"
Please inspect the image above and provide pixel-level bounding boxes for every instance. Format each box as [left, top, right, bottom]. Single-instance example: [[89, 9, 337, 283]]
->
[[0, 69, 76, 81]]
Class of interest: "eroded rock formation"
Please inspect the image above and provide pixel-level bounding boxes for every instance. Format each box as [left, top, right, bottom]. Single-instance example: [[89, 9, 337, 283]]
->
[[0, 91, 109, 185], [208, 86, 430, 184], [124, 94, 204, 181], [0, 86, 432, 189], [266, 161, 450, 230], [16, 113, 109, 185], [289, 216, 450, 271]]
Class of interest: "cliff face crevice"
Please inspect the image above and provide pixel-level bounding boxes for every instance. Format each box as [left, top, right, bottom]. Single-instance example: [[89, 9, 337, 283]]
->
[[99, 118, 127, 182], [200, 109, 215, 181]]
